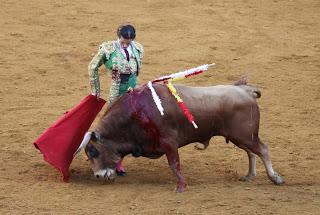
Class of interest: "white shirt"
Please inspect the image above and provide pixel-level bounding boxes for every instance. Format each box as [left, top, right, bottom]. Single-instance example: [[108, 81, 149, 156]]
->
[[117, 39, 133, 59]]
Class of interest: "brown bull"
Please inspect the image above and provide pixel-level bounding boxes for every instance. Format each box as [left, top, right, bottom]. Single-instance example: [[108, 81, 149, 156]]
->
[[76, 80, 284, 192]]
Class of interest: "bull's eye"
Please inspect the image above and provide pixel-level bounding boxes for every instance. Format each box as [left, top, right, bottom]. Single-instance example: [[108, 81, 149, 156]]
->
[[88, 145, 99, 158]]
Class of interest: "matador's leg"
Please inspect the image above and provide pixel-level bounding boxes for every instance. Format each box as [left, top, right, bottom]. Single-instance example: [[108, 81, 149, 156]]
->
[[108, 71, 127, 176]]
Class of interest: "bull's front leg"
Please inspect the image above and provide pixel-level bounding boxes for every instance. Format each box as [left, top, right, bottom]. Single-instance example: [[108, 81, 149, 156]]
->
[[163, 145, 187, 192]]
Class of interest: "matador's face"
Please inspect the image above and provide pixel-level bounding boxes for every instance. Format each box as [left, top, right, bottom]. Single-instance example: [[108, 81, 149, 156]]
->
[[119, 36, 133, 48]]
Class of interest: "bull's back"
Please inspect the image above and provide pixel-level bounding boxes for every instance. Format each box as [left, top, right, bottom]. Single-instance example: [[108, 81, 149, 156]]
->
[[153, 84, 259, 145]]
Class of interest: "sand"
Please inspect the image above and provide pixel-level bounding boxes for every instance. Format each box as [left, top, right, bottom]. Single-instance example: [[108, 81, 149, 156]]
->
[[0, 0, 319, 214]]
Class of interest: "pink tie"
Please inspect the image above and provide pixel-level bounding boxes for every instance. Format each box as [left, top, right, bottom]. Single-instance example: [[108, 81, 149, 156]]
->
[[123, 48, 129, 61]]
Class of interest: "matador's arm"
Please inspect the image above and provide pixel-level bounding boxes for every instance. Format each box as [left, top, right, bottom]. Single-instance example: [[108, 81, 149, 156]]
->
[[88, 42, 115, 95]]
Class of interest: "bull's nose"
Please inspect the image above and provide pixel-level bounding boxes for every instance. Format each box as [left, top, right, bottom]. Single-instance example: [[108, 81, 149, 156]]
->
[[94, 169, 108, 179], [104, 168, 116, 180], [94, 169, 116, 180]]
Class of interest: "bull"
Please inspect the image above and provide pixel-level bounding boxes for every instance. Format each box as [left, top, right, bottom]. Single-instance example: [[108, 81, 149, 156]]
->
[[75, 80, 284, 192]]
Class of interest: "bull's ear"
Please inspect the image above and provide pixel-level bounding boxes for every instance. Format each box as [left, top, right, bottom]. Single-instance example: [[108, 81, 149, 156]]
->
[[91, 132, 98, 142]]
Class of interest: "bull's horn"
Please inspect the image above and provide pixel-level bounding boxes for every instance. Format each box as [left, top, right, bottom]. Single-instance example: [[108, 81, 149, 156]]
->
[[73, 131, 92, 157]]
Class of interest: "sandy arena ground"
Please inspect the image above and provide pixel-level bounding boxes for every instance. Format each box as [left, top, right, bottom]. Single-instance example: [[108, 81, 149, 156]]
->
[[1, 0, 320, 214]]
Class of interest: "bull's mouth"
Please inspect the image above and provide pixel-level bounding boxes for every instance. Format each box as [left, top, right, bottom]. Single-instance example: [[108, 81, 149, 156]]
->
[[94, 168, 116, 181]]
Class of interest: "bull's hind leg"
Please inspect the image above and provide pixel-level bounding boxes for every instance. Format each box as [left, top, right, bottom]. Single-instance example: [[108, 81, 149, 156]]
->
[[250, 139, 284, 185], [239, 149, 257, 182], [233, 143, 257, 182]]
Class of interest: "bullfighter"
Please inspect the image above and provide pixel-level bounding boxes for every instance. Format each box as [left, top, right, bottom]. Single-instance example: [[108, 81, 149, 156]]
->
[[88, 24, 143, 176]]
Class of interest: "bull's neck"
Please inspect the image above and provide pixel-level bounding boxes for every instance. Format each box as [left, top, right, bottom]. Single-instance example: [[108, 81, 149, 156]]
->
[[95, 96, 132, 138], [95, 90, 147, 158], [115, 141, 141, 158]]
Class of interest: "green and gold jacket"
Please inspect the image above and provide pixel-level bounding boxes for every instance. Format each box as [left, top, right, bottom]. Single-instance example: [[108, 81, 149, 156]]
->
[[88, 40, 143, 98]]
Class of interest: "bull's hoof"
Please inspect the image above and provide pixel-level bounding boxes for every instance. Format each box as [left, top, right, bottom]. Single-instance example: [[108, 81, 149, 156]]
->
[[271, 173, 285, 185], [239, 176, 253, 182], [239, 174, 256, 182], [116, 170, 127, 177], [175, 183, 187, 193]]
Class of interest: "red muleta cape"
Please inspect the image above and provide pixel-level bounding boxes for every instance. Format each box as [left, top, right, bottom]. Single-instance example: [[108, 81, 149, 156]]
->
[[34, 95, 106, 182]]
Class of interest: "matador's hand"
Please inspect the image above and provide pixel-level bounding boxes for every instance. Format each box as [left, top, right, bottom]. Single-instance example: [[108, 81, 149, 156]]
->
[[127, 87, 133, 93], [91, 92, 100, 100]]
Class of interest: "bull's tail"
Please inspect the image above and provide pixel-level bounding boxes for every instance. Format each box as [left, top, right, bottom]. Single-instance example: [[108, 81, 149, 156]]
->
[[250, 87, 261, 98], [233, 77, 261, 99], [240, 85, 261, 98]]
